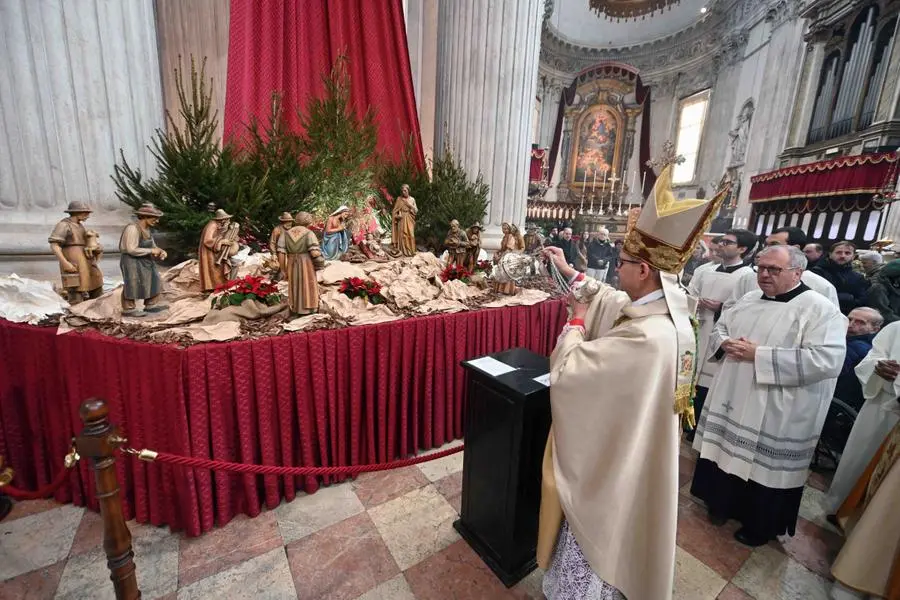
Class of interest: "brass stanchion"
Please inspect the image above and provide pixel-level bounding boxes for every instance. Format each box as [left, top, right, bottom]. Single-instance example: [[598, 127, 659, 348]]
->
[[75, 398, 141, 600]]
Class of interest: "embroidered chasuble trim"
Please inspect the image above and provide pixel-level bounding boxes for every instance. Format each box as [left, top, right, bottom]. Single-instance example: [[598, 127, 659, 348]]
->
[[697, 411, 822, 445]]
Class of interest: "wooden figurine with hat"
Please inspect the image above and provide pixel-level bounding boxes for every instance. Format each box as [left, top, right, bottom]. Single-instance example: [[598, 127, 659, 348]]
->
[[119, 203, 168, 317], [465, 223, 483, 272], [199, 208, 240, 292], [269, 212, 294, 277], [48, 201, 104, 304]]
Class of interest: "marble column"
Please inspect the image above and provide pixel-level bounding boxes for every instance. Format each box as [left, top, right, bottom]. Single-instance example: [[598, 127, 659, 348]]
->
[[405, 0, 439, 160], [434, 0, 543, 249], [538, 77, 563, 148], [0, 0, 163, 281]]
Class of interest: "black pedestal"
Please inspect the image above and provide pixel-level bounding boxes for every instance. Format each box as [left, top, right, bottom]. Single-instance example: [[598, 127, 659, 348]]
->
[[455, 348, 552, 587]]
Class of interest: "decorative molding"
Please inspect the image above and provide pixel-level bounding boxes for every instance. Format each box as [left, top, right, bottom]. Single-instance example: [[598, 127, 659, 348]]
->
[[539, 0, 786, 79], [543, 0, 554, 22]]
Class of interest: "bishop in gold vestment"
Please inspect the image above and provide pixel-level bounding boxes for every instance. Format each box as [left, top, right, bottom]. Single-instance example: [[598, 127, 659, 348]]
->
[[538, 166, 729, 600]]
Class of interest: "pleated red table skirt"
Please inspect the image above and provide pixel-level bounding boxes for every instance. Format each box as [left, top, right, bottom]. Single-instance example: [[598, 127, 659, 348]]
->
[[0, 300, 566, 536]]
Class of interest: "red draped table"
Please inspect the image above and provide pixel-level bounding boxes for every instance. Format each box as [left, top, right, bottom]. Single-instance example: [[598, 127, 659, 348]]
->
[[0, 300, 566, 536]]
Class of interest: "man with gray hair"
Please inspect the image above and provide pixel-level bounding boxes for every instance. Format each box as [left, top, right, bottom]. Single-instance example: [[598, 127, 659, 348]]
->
[[586, 228, 615, 282], [691, 245, 847, 547], [858, 250, 884, 280]]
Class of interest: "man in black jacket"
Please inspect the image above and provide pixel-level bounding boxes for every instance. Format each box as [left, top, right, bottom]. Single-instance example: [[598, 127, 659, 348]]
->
[[586, 228, 616, 282], [803, 243, 824, 270], [553, 227, 577, 267], [812, 240, 869, 315]]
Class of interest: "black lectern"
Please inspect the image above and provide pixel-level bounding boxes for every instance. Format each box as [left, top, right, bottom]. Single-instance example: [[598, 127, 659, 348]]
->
[[455, 347, 552, 587]]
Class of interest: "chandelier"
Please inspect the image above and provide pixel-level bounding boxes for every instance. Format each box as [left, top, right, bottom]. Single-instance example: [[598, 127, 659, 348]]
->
[[588, 0, 682, 21]]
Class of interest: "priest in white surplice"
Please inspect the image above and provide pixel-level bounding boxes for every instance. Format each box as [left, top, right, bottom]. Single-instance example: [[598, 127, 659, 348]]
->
[[692, 245, 847, 547], [722, 226, 839, 313], [825, 320, 900, 515], [686, 228, 756, 439], [537, 166, 729, 600]]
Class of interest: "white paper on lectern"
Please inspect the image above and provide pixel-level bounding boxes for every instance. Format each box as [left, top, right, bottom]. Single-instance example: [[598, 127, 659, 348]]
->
[[533, 373, 551, 387], [468, 356, 517, 377]]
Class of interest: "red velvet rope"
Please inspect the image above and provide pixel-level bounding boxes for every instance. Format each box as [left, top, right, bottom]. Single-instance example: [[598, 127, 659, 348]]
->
[[148, 444, 464, 476], [2, 464, 71, 501]]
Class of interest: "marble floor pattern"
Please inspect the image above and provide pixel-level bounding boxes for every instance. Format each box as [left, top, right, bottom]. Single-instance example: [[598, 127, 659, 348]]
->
[[0, 439, 844, 600]]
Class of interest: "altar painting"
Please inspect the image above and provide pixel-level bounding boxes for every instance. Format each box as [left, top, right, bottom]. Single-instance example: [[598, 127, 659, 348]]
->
[[572, 107, 620, 184]]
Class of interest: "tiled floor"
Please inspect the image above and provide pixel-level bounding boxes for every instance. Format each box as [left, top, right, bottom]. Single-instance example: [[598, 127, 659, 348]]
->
[[0, 439, 844, 599]]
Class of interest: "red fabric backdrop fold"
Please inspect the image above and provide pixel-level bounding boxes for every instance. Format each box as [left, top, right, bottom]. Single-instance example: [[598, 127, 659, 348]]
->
[[0, 301, 565, 536], [224, 0, 424, 168]]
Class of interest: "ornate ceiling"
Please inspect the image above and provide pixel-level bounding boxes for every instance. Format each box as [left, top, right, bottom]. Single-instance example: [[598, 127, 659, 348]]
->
[[588, 0, 683, 21], [549, 0, 714, 47]]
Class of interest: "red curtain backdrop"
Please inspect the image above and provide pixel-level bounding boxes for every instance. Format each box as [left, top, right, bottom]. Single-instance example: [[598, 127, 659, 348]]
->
[[0, 301, 566, 536], [749, 152, 899, 203], [224, 0, 424, 168]]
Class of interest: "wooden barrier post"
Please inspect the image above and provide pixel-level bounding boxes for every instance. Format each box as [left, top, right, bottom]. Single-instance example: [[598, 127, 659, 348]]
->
[[75, 398, 141, 600]]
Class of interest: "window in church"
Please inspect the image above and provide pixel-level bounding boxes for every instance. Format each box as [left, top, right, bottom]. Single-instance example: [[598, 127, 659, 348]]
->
[[765, 214, 775, 235], [672, 90, 710, 184], [863, 211, 881, 241], [801, 212, 812, 233], [777, 213, 787, 228], [755, 216, 765, 235], [845, 211, 862, 239], [790, 213, 800, 227]]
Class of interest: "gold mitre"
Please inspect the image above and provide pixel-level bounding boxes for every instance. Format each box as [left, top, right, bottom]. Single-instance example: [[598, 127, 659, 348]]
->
[[623, 166, 729, 273]]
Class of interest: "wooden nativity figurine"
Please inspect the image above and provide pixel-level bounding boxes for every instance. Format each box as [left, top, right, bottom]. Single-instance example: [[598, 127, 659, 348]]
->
[[280, 212, 326, 315], [199, 209, 240, 292], [494, 222, 526, 295], [444, 220, 469, 267], [48, 201, 104, 304], [321, 206, 351, 260], [119, 203, 168, 317], [465, 223, 482, 272], [269, 212, 294, 276], [391, 184, 418, 257], [361, 233, 389, 261]]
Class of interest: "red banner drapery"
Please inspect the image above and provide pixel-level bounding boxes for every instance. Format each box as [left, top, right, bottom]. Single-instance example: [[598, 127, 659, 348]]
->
[[223, 0, 424, 169], [0, 301, 566, 536], [749, 152, 899, 203]]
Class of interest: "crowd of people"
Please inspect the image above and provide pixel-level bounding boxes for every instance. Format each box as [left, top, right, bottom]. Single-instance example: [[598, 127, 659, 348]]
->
[[537, 206, 900, 599]]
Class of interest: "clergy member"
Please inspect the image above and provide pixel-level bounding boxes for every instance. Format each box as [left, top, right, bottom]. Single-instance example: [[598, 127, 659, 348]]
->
[[686, 228, 755, 439], [825, 320, 900, 515], [692, 245, 847, 547], [722, 226, 838, 312], [537, 165, 728, 600], [830, 421, 900, 600]]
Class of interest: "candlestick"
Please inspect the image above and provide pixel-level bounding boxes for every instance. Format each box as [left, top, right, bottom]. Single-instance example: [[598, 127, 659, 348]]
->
[[641, 170, 647, 196], [602, 169, 608, 186], [589, 193, 594, 214], [592, 169, 598, 193], [630, 169, 637, 193]]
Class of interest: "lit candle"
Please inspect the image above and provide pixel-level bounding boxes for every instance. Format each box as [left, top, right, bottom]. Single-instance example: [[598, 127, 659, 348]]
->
[[641, 170, 647, 196], [592, 169, 598, 193], [602, 169, 608, 186], [630, 169, 637, 192]]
